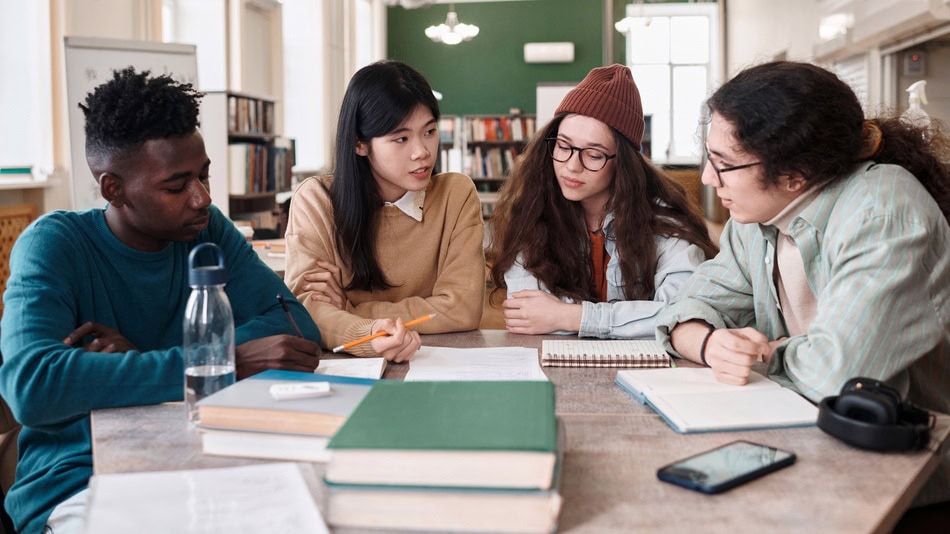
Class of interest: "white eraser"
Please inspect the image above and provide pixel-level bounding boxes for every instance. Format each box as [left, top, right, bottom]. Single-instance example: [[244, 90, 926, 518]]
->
[[269, 382, 332, 401]]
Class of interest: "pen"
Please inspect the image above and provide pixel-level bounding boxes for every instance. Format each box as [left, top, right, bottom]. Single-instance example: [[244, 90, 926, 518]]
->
[[276, 294, 305, 338], [332, 313, 437, 353]]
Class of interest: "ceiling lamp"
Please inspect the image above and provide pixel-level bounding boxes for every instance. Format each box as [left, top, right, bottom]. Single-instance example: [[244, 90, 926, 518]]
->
[[425, 5, 479, 45]]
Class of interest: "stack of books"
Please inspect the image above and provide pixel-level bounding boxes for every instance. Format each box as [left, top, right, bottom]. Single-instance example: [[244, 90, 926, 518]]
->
[[195, 369, 375, 462], [324, 380, 563, 533]]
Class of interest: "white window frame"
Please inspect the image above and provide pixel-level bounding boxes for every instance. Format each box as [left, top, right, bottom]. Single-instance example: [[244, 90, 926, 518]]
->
[[620, 2, 721, 165]]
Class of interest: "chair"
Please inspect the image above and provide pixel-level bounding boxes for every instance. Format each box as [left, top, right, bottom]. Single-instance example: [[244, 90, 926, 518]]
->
[[1, 204, 37, 319]]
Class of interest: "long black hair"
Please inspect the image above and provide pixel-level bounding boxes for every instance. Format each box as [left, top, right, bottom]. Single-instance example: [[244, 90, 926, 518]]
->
[[707, 61, 949, 219], [331, 60, 440, 291]]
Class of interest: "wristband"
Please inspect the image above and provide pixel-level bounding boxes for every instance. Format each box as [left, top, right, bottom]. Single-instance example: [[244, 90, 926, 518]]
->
[[699, 325, 716, 367]]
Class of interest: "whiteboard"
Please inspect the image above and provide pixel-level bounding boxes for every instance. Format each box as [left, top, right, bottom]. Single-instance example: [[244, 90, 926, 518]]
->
[[64, 37, 198, 211], [536, 82, 577, 129]]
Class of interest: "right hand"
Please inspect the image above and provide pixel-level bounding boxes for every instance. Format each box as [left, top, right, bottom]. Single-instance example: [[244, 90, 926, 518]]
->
[[235, 335, 322, 379], [369, 318, 421, 363], [703, 327, 772, 386]]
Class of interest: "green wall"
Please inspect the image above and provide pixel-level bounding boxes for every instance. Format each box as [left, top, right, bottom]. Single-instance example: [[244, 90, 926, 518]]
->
[[387, 0, 628, 116]]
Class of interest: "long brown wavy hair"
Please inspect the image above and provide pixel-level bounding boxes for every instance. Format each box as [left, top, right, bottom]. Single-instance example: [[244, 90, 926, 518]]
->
[[488, 114, 718, 304]]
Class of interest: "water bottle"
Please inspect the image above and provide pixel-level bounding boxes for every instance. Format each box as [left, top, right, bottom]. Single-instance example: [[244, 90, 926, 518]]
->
[[183, 243, 236, 424]]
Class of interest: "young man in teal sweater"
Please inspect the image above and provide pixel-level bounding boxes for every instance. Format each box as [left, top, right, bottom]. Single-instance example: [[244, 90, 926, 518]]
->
[[0, 67, 322, 534]]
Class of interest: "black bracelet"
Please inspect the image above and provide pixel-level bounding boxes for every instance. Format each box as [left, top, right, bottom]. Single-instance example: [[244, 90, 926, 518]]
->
[[699, 326, 716, 367]]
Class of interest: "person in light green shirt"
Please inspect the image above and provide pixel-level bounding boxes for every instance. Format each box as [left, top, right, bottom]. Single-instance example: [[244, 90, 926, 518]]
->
[[656, 61, 950, 509]]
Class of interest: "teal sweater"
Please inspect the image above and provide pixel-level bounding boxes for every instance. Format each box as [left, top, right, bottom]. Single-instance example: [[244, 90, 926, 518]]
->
[[0, 206, 319, 534]]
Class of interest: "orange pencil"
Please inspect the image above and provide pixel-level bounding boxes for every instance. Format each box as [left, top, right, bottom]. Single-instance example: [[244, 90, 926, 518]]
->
[[332, 313, 436, 353]]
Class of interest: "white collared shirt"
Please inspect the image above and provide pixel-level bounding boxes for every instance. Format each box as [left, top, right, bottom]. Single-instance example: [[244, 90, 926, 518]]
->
[[384, 189, 426, 222]]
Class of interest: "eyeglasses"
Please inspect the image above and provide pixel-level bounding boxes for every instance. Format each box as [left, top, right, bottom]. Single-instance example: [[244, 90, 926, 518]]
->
[[705, 148, 763, 187], [546, 138, 616, 172]]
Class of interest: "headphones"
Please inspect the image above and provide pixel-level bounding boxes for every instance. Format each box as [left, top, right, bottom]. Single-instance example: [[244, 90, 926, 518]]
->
[[817, 377, 933, 452]]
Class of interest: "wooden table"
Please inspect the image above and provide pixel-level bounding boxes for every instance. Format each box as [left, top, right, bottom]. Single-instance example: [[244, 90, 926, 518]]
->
[[91, 330, 950, 533]]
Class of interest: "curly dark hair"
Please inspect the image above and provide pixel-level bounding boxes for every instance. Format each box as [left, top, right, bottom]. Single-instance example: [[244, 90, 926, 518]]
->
[[79, 66, 203, 159], [707, 61, 949, 220], [489, 114, 717, 304]]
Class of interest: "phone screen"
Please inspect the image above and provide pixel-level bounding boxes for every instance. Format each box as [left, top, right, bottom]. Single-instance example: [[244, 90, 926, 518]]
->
[[657, 440, 795, 494]]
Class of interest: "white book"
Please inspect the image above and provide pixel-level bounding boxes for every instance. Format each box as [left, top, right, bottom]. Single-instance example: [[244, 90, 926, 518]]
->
[[314, 357, 387, 380], [201, 428, 331, 462], [615, 367, 818, 433], [85, 463, 328, 533]]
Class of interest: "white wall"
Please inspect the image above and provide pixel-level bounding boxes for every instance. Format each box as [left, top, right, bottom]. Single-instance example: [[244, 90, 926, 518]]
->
[[724, 0, 822, 77]]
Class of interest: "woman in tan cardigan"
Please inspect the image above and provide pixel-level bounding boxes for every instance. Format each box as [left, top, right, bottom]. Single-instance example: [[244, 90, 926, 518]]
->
[[285, 61, 484, 361]]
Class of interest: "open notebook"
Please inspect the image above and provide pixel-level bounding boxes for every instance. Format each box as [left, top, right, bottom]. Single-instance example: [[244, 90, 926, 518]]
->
[[541, 339, 670, 368], [616, 367, 818, 433]]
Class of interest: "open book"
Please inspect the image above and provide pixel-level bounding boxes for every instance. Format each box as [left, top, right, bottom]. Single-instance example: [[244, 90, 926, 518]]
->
[[616, 367, 818, 433], [541, 339, 670, 368]]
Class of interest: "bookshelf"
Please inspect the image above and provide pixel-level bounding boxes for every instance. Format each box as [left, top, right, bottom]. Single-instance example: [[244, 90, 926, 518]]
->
[[463, 114, 536, 218], [436, 115, 461, 175], [202, 91, 294, 229]]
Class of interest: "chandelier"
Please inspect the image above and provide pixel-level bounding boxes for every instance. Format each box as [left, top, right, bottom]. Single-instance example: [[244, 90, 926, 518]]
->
[[425, 5, 479, 45]]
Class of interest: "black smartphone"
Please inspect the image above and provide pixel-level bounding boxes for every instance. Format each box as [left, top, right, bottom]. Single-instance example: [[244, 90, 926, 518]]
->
[[656, 440, 796, 494]]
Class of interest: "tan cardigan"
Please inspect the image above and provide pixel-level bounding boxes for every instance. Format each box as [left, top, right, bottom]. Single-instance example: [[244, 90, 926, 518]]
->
[[285, 173, 485, 356]]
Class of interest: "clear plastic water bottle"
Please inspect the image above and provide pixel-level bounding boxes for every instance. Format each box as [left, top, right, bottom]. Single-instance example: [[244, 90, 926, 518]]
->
[[183, 242, 236, 424]]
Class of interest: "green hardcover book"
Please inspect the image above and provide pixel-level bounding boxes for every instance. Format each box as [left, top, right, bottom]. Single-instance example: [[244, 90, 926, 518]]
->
[[326, 380, 557, 490]]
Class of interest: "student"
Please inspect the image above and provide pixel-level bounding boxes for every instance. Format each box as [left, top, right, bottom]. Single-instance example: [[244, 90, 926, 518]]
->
[[489, 64, 716, 338], [285, 60, 484, 360], [655, 62, 949, 502], [0, 67, 322, 534]]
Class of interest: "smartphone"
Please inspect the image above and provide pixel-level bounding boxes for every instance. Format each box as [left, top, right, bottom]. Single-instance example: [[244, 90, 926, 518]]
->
[[656, 440, 796, 494]]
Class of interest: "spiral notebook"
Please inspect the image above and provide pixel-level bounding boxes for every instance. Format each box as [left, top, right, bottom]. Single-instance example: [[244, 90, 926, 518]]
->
[[541, 339, 671, 368]]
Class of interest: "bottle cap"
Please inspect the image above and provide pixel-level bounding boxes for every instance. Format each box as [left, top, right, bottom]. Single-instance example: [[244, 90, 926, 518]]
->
[[188, 243, 227, 286]]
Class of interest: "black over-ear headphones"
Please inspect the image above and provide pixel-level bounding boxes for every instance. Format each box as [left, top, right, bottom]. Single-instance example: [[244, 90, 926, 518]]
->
[[817, 377, 933, 452]]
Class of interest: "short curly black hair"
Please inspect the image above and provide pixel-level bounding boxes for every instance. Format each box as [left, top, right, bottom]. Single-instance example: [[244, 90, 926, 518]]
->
[[79, 66, 203, 158]]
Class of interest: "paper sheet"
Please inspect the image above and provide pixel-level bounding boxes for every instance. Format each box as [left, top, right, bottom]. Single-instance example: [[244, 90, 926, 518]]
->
[[315, 357, 386, 379], [84, 463, 328, 533], [404, 346, 548, 381]]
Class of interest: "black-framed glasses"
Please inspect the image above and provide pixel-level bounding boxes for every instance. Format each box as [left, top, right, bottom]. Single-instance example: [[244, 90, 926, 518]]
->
[[546, 138, 616, 172], [705, 148, 763, 187]]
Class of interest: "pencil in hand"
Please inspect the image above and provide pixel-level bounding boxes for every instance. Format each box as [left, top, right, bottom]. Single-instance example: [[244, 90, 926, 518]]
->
[[332, 313, 436, 353]]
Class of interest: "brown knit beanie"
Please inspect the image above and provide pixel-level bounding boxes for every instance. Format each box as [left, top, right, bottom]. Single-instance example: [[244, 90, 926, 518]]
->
[[555, 64, 645, 149]]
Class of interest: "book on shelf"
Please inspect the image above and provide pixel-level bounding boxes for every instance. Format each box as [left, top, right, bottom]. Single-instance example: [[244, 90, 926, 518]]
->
[[325, 380, 557, 490], [325, 419, 565, 534], [541, 339, 671, 368], [195, 369, 375, 436], [615, 367, 818, 433]]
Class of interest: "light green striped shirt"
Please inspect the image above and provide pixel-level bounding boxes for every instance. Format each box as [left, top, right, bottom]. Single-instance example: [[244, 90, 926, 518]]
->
[[656, 162, 950, 415]]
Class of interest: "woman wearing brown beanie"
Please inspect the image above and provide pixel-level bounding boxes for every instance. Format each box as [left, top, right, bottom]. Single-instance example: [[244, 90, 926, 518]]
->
[[489, 64, 716, 338]]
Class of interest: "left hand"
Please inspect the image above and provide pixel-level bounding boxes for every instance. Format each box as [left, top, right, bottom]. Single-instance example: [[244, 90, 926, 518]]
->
[[235, 335, 322, 379], [302, 260, 347, 310], [503, 290, 582, 335], [64, 322, 138, 353]]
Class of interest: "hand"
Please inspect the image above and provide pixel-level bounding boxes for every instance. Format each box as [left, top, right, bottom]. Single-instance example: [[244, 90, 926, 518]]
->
[[302, 261, 347, 310], [235, 335, 322, 379], [369, 318, 421, 363], [502, 290, 582, 335], [64, 322, 137, 353], [703, 327, 772, 385]]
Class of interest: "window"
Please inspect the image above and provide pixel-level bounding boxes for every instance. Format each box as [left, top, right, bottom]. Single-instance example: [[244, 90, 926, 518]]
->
[[0, 2, 52, 174], [618, 2, 721, 165], [282, 0, 326, 172]]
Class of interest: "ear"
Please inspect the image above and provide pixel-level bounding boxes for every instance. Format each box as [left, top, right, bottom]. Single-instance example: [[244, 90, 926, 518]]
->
[[355, 140, 369, 157], [784, 173, 807, 193], [99, 172, 125, 207]]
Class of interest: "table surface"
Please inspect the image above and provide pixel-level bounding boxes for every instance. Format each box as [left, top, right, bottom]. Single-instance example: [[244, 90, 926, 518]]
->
[[91, 330, 950, 533]]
